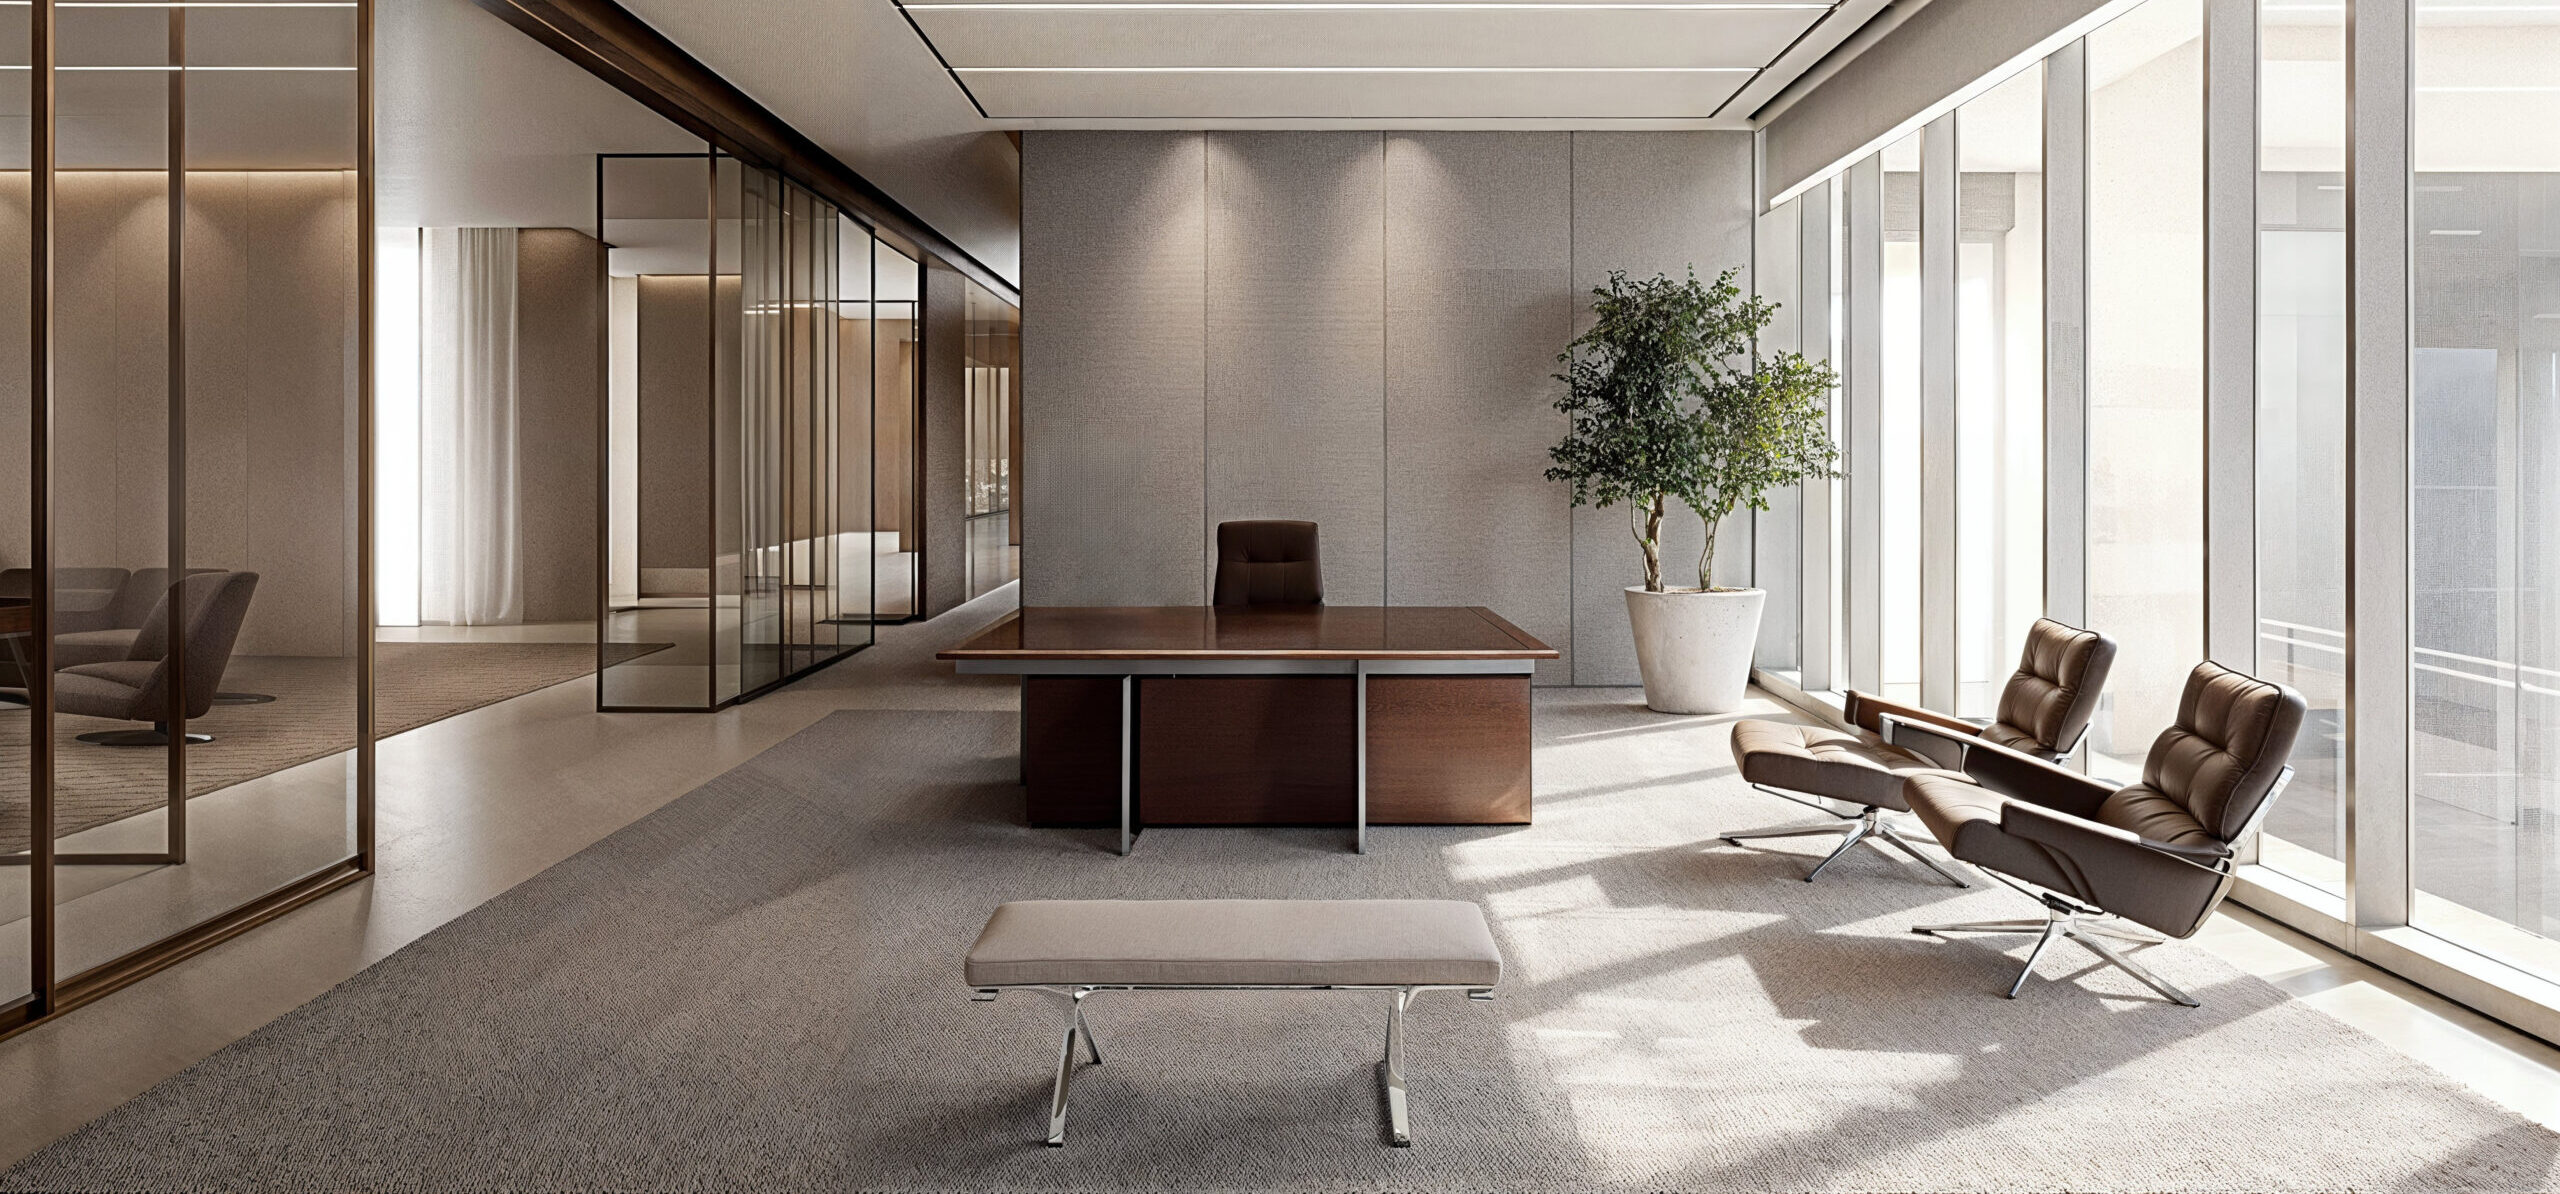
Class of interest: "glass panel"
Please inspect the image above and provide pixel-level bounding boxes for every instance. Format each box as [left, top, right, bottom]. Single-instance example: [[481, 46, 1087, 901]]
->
[[32, 0, 363, 976], [963, 278, 1019, 601], [2409, 0, 2560, 971], [0, 2, 28, 1006], [1828, 184, 1848, 691], [599, 154, 719, 709], [833, 213, 877, 641], [1756, 195, 1803, 678], [1880, 130, 1923, 706], [712, 156, 744, 703], [2256, 0, 2348, 890], [873, 241, 921, 622], [2086, 0, 2205, 778], [1955, 66, 2045, 720], [737, 163, 784, 696]]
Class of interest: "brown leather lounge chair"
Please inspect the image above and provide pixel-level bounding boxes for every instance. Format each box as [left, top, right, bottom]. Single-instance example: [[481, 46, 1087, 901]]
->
[[1903, 661, 2305, 1006], [1723, 619, 2116, 886], [1213, 520, 1322, 606], [58, 571, 258, 747]]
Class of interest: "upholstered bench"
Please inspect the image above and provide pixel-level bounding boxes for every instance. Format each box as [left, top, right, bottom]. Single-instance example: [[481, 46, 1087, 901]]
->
[[965, 898, 1504, 1147]]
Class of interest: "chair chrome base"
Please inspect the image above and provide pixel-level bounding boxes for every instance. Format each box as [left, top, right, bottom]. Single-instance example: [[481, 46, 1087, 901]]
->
[[1914, 893, 2195, 1006], [76, 725, 211, 747], [1721, 795, 1972, 888], [978, 982, 1493, 1148]]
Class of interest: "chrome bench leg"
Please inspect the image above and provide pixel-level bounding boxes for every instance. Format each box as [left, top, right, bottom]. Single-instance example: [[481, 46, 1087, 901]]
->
[[1379, 988, 1412, 1147], [1048, 989, 1099, 1146]]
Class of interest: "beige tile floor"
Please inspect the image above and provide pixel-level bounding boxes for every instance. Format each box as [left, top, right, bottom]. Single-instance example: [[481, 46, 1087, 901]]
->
[[0, 591, 2552, 1170]]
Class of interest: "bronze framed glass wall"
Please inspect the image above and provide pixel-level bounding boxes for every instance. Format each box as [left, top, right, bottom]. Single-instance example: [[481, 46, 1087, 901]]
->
[[0, 0, 372, 1031], [596, 153, 878, 712], [962, 279, 1018, 602]]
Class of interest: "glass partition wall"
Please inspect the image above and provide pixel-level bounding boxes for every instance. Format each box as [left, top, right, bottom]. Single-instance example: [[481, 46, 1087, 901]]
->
[[963, 278, 1019, 601], [0, 0, 371, 1027], [597, 154, 879, 711]]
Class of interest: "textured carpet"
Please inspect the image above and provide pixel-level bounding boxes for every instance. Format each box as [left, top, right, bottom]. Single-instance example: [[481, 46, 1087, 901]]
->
[[3, 630, 2557, 1191], [0, 642, 669, 852]]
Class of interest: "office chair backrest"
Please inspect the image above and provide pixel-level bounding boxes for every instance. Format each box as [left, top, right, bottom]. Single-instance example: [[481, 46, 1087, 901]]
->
[[2135, 661, 2307, 844], [1981, 619, 2117, 759], [127, 571, 259, 719], [107, 567, 223, 631], [1213, 520, 1323, 606]]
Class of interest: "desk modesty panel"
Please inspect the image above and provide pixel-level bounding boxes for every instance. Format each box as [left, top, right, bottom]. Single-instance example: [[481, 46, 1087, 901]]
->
[[939, 607, 1559, 852]]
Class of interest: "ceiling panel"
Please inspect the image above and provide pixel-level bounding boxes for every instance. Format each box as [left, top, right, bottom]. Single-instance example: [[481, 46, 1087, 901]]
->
[[907, 9, 1823, 70], [960, 68, 1756, 120], [896, 0, 1857, 126]]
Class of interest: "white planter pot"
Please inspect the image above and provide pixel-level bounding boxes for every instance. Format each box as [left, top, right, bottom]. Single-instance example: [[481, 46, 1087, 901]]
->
[[1624, 586, 1766, 715]]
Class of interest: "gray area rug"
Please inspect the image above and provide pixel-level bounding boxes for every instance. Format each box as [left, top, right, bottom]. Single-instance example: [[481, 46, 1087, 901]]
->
[[0, 642, 669, 852], [5, 628, 2556, 1190]]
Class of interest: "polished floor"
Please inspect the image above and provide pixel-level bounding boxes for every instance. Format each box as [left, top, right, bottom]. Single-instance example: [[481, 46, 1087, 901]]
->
[[0, 588, 2553, 1174]]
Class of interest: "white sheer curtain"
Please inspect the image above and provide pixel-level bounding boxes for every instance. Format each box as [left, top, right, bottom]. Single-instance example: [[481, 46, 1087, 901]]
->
[[419, 227, 523, 626]]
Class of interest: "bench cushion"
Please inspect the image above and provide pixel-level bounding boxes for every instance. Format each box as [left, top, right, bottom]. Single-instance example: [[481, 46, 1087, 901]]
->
[[964, 899, 1503, 989]]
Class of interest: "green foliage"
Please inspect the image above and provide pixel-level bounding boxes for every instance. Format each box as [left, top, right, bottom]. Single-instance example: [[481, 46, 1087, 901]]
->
[[1546, 267, 1840, 592]]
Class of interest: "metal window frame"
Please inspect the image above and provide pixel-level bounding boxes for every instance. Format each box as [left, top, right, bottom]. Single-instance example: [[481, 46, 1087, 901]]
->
[[0, 0, 376, 1040]]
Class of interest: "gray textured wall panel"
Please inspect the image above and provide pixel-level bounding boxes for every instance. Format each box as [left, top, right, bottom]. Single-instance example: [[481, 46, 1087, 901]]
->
[[1567, 131, 1758, 686], [1205, 132, 1387, 604], [1021, 131, 1208, 607], [517, 228, 601, 624], [1383, 133, 1574, 684]]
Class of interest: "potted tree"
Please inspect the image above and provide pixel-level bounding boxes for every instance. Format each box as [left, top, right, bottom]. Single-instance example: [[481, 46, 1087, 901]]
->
[[1548, 267, 1838, 714]]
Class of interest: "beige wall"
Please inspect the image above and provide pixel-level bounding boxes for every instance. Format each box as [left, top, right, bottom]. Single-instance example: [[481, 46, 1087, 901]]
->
[[0, 170, 359, 658], [515, 228, 601, 623], [635, 273, 742, 594], [1021, 131, 1755, 685]]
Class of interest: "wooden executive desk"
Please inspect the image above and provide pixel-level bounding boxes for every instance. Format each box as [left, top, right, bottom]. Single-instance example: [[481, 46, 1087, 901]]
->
[[939, 606, 1559, 854]]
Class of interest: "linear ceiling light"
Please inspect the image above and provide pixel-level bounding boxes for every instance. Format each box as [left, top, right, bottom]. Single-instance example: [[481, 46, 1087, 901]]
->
[[960, 64, 1756, 71], [908, 3, 1826, 8], [0, 64, 354, 70]]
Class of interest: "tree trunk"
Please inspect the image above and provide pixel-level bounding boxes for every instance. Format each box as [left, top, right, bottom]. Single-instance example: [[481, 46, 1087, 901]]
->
[[1631, 495, 1665, 592], [1698, 519, 1718, 591]]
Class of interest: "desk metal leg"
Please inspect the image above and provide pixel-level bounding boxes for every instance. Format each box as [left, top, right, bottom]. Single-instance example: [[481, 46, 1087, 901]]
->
[[1354, 663, 1368, 855], [1118, 674, 1135, 856]]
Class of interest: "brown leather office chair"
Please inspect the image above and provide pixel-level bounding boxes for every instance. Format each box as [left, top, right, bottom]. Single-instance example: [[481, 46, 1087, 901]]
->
[[1722, 619, 2116, 886], [58, 571, 258, 747], [1213, 520, 1322, 606], [1904, 660, 2305, 1006]]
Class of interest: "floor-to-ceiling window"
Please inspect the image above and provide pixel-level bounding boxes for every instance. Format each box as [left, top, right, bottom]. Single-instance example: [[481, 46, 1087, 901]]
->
[[1879, 130, 1924, 705], [2408, 0, 2560, 970], [2256, 0, 2349, 891], [2085, 0, 2205, 777], [1954, 64, 2046, 719]]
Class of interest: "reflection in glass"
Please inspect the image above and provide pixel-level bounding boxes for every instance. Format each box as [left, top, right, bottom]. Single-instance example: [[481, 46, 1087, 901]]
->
[[20, 0, 365, 980], [1954, 66, 2045, 719], [2086, 0, 2204, 778], [2256, 0, 2348, 889], [963, 279, 1020, 601], [2408, 0, 2560, 972], [1756, 196, 1802, 677], [873, 243, 922, 622], [1879, 130, 1923, 705]]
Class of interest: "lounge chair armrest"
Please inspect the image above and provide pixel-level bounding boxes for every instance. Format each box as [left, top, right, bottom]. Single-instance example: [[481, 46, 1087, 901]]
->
[[2001, 801, 2231, 873], [1845, 691, 1982, 739], [1954, 735, 2117, 821], [1878, 715, 1973, 771]]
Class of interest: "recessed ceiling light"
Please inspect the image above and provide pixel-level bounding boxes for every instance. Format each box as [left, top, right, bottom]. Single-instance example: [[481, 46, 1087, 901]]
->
[[960, 64, 1756, 72], [2427, 229, 2483, 236]]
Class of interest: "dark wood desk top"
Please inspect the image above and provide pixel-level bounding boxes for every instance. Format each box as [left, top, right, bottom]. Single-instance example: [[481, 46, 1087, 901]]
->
[[0, 597, 28, 637], [940, 606, 1558, 662]]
